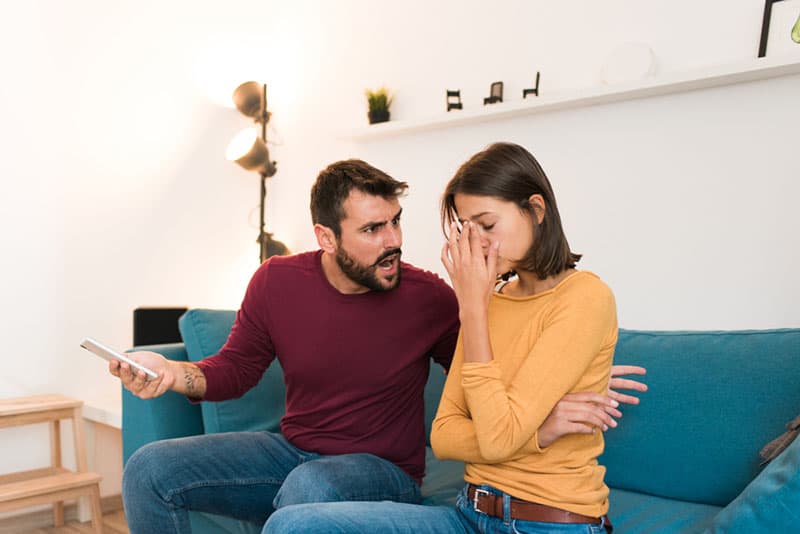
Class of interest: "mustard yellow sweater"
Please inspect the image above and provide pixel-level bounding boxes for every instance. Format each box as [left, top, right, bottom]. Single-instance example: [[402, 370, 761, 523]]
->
[[430, 271, 618, 518]]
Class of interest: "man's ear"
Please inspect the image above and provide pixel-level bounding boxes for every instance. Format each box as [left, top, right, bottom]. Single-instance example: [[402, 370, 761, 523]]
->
[[314, 224, 338, 254], [528, 194, 546, 225]]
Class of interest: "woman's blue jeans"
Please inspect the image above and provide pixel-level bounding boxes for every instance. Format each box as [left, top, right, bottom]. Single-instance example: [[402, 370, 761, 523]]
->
[[121, 431, 421, 533], [264, 484, 608, 534]]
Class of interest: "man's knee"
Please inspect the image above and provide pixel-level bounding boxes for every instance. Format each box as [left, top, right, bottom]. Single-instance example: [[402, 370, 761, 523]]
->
[[122, 441, 173, 500], [273, 454, 419, 509], [273, 460, 343, 507]]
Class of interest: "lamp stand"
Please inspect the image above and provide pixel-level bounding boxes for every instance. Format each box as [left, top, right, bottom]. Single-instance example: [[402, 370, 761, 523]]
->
[[258, 83, 270, 264], [259, 171, 269, 263]]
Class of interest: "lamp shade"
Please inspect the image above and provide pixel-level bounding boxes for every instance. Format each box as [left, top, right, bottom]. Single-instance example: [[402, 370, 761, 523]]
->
[[232, 81, 265, 119], [226, 128, 277, 177]]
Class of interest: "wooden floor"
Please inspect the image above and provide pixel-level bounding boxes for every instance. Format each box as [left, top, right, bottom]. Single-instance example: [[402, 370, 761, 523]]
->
[[10, 509, 129, 534]]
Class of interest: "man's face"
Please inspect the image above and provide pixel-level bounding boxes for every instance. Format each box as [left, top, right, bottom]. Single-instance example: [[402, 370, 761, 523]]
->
[[335, 190, 403, 292]]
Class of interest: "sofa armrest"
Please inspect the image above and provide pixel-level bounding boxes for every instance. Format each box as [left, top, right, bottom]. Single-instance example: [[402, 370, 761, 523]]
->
[[122, 342, 205, 464]]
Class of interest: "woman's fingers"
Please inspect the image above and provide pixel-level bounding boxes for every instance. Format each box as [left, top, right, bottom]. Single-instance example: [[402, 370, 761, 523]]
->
[[611, 365, 647, 377], [448, 222, 461, 265], [609, 377, 648, 392], [486, 241, 499, 277], [458, 221, 472, 260], [608, 389, 641, 405], [440, 242, 453, 274]]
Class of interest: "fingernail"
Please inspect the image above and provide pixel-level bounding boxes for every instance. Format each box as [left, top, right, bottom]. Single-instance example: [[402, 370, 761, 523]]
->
[[603, 425, 608, 431], [611, 400, 619, 407]]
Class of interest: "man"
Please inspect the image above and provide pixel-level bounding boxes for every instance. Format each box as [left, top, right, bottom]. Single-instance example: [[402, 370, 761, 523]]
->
[[112, 159, 645, 533]]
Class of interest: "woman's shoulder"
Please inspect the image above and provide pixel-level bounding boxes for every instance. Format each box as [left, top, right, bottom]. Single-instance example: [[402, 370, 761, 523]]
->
[[557, 270, 615, 302]]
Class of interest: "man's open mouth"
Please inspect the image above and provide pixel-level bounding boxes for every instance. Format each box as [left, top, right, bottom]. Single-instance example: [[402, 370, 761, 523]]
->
[[376, 252, 400, 270]]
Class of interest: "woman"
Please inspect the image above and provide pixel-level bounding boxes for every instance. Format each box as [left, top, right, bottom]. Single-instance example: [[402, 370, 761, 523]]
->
[[265, 143, 622, 533]]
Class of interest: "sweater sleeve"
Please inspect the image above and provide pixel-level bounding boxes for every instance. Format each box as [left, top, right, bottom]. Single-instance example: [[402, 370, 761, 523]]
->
[[195, 262, 276, 401], [462, 285, 616, 461], [431, 280, 616, 463], [430, 338, 498, 463]]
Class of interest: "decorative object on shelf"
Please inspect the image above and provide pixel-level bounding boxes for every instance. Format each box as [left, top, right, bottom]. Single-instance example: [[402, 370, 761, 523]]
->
[[483, 81, 503, 105], [226, 81, 289, 264], [794, 10, 800, 42], [600, 43, 657, 85], [446, 90, 463, 111], [522, 72, 540, 98], [792, 13, 800, 44], [365, 86, 392, 124], [760, 0, 800, 56]]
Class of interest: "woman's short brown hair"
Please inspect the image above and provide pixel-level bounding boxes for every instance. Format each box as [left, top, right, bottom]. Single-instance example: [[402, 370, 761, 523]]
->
[[440, 142, 581, 279]]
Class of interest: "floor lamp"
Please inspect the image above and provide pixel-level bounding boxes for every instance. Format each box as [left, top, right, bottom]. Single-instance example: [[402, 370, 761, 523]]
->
[[225, 81, 289, 263]]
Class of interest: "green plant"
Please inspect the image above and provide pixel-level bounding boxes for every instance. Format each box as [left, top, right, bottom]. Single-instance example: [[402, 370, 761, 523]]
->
[[365, 87, 393, 112]]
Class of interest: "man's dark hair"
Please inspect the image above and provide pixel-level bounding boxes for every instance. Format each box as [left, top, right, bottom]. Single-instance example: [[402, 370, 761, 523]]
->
[[310, 159, 408, 238], [441, 142, 581, 279]]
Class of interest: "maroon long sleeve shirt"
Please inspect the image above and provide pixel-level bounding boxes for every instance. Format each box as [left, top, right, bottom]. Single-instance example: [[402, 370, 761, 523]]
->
[[196, 251, 459, 484]]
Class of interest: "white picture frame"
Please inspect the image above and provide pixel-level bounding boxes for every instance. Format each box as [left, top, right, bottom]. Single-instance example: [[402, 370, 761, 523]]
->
[[762, 0, 800, 57]]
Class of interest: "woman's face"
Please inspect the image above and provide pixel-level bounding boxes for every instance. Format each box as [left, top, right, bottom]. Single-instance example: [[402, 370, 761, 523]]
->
[[453, 193, 537, 276]]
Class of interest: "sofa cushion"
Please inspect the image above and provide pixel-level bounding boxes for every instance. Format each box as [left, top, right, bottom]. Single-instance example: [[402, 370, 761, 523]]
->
[[420, 447, 464, 506], [608, 487, 720, 533], [179, 309, 286, 434], [705, 429, 800, 532], [602, 328, 800, 506]]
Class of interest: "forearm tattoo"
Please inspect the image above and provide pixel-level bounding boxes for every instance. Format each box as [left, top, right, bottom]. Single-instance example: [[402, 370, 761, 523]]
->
[[183, 364, 205, 398]]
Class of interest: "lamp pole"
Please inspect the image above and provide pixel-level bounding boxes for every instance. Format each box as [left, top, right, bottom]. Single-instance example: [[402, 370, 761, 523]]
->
[[259, 83, 269, 264]]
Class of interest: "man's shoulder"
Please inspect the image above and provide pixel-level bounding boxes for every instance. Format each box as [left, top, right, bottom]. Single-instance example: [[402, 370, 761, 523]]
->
[[399, 262, 454, 296], [257, 250, 319, 275]]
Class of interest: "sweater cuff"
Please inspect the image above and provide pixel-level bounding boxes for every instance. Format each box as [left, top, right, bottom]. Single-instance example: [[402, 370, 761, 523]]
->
[[461, 360, 503, 382], [530, 430, 545, 453]]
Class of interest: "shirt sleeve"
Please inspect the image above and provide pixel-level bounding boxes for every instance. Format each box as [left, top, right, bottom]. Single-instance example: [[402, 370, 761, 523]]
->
[[427, 278, 460, 373], [195, 262, 276, 401]]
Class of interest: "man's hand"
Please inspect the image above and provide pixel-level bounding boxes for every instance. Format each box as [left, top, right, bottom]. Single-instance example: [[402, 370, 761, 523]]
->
[[537, 365, 648, 448], [109, 351, 178, 400]]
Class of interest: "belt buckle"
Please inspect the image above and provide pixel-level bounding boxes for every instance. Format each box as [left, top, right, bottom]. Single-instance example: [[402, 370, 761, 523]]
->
[[472, 487, 490, 514]]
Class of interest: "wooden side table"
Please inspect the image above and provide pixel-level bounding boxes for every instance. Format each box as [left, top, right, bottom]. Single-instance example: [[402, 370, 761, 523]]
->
[[0, 394, 103, 533]]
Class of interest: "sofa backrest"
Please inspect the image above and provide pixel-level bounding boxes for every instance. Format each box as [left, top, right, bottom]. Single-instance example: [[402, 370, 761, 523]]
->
[[179, 309, 286, 434], [601, 328, 800, 507], [178, 309, 448, 442]]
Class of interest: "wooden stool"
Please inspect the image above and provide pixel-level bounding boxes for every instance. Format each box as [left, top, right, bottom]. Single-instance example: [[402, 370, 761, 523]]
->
[[0, 394, 103, 533]]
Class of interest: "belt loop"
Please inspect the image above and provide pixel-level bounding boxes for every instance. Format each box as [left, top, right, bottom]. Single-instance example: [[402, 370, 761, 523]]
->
[[502, 492, 511, 524]]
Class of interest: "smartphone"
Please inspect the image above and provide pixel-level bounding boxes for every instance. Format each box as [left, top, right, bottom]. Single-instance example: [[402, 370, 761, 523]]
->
[[80, 337, 158, 380]]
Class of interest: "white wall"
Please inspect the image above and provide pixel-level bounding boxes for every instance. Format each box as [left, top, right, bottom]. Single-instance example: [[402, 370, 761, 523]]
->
[[0, 0, 797, 497]]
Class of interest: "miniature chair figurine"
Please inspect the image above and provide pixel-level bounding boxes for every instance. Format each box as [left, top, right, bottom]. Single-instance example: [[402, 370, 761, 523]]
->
[[483, 81, 503, 105], [446, 90, 463, 112], [523, 71, 541, 98]]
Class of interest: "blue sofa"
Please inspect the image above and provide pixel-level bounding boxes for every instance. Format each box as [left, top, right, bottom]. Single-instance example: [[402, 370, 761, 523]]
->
[[122, 309, 800, 533]]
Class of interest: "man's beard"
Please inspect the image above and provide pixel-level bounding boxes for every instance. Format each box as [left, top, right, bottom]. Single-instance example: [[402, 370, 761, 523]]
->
[[335, 246, 402, 292]]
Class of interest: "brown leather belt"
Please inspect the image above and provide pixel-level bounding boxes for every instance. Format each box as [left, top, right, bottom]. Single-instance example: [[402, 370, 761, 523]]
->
[[467, 484, 612, 531]]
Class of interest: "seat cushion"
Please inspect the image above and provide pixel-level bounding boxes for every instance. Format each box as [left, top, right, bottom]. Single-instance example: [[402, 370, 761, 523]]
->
[[421, 447, 464, 506], [179, 309, 286, 434], [608, 487, 720, 533], [602, 328, 800, 506]]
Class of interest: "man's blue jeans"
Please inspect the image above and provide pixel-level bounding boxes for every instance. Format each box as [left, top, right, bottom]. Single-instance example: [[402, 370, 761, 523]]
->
[[263, 484, 609, 534], [122, 431, 421, 533]]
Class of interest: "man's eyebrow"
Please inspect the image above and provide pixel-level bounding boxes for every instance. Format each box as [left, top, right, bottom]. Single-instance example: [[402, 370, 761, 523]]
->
[[358, 208, 403, 231]]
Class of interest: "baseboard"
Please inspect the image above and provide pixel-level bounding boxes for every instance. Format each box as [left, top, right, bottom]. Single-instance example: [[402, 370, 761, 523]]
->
[[0, 494, 123, 532]]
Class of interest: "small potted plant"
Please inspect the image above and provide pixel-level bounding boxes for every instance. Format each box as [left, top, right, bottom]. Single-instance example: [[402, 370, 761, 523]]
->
[[365, 86, 392, 124]]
